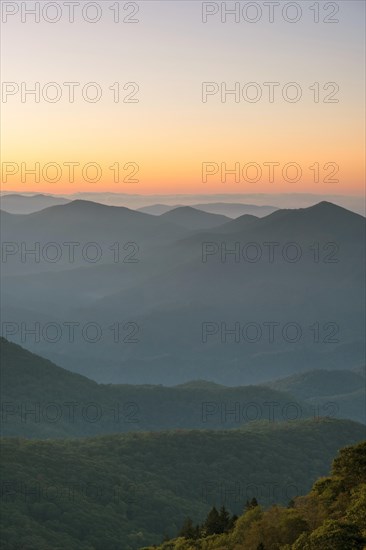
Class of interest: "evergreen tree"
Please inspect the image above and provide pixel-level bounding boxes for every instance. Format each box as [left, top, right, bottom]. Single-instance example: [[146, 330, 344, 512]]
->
[[194, 524, 201, 539], [228, 513, 238, 531], [204, 506, 221, 535], [251, 497, 259, 508], [245, 497, 259, 510], [218, 505, 231, 533], [178, 517, 195, 539]]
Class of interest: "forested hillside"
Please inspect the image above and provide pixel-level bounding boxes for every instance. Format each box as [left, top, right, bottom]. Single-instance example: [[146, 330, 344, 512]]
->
[[142, 440, 366, 550], [2, 338, 363, 440], [1, 421, 364, 549]]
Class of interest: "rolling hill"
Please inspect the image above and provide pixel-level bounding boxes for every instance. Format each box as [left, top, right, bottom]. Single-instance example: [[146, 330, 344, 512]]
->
[[266, 369, 365, 400], [1, 338, 320, 438], [1, 339, 364, 441], [264, 369, 366, 424]]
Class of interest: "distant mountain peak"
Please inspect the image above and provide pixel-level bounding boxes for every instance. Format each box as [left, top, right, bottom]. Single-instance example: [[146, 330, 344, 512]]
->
[[308, 200, 348, 211], [174, 380, 226, 390], [53, 199, 139, 215], [159, 205, 230, 229], [161, 205, 214, 215]]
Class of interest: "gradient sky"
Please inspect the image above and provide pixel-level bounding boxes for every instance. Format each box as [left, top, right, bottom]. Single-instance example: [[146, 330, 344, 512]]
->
[[1, 0, 365, 195]]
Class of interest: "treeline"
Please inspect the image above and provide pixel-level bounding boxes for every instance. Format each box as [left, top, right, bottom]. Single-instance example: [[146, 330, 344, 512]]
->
[[178, 504, 239, 539], [142, 440, 366, 550], [177, 499, 261, 540]]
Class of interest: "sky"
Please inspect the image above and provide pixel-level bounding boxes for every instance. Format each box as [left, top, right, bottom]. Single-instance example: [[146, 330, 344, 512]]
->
[[1, 0, 365, 197]]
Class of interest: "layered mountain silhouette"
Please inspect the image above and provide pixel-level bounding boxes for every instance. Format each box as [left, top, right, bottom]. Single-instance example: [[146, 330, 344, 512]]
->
[[1, 195, 365, 549], [158, 206, 231, 229], [138, 202, 278, 218], [1, 201, 365, 388], [0, 193, 70, 214]]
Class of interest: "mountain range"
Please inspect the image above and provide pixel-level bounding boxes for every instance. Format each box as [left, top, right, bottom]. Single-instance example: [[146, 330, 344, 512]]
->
[[0, 194, 277, 218], [2, 191, 364, 215], [137, 203, 278, 218], [1, 201, 365, 388], [1, 338, 364, 441]]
